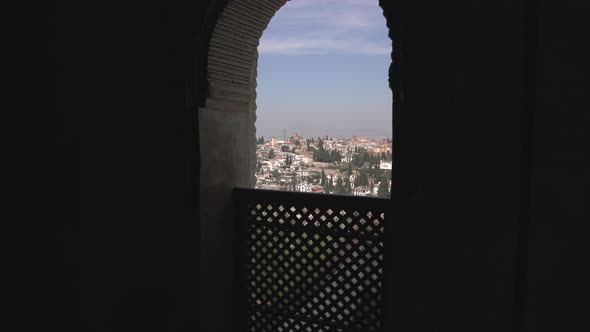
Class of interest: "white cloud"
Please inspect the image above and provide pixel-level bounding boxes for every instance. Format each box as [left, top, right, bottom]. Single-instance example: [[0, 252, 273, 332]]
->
[[259, 0, 390, 55], [259, 37, 390, 55]]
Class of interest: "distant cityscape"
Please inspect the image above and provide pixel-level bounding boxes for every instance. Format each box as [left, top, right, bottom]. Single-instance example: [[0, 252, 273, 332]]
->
[[255, 132, 392, 197]]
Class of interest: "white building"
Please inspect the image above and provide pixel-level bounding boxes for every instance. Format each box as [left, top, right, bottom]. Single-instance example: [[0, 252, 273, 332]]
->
[[380, 160, 393, 170], [352, 186, 372, 196], [296, 182, 311, 192]]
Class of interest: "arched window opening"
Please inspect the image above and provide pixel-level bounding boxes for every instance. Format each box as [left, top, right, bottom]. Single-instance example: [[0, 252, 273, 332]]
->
[[254, 0, 393, 197], [199, 1, 399, 330]]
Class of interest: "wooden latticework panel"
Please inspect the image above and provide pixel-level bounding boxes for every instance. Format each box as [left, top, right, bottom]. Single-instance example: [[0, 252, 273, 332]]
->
[[234, 189, 388, 332]]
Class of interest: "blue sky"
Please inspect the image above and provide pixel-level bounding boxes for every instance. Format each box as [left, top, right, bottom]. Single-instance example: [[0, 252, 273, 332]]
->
[[255, 0, 393, 139]]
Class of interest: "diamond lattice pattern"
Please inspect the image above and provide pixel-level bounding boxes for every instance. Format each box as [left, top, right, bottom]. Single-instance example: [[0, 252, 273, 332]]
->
[[245, 201, 385, 332]]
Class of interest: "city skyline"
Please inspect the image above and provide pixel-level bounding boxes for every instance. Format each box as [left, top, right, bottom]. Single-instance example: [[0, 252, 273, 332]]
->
[[256, 130, 391, 141], [255, 133, 392, 197], [256, 0, 393, 139]]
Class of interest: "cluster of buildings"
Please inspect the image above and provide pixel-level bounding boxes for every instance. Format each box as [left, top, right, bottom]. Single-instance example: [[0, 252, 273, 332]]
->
[[255, 134, 393, 196]]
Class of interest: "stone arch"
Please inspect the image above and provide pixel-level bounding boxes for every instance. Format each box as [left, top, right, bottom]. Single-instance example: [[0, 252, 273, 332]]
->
[[200, 0, 287, 193], [200, 0, 399, 192], [198, 2, 400, 329]]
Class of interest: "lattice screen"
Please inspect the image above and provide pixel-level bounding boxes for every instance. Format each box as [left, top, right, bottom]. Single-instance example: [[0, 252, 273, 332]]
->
[[236, 190, 386, 332]]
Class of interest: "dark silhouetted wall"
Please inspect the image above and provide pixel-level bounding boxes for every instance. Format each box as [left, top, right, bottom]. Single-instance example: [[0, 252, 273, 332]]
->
[[68, 0, 589, 331]]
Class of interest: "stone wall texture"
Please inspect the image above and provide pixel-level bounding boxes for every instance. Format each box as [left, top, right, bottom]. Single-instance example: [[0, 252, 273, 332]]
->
[[199, 2, 288, 332], [71, 1, 590, 332]]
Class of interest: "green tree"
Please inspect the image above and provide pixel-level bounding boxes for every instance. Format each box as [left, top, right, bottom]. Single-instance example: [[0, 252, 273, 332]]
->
[[268, 149, 275, 159], [373, 162, 381, 179], [344, 175, 352, 194], [378, 176, 390, 198], [357, 170, 368, 187], [334, 177, 344, 194], [325, 175, 332, 193]]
